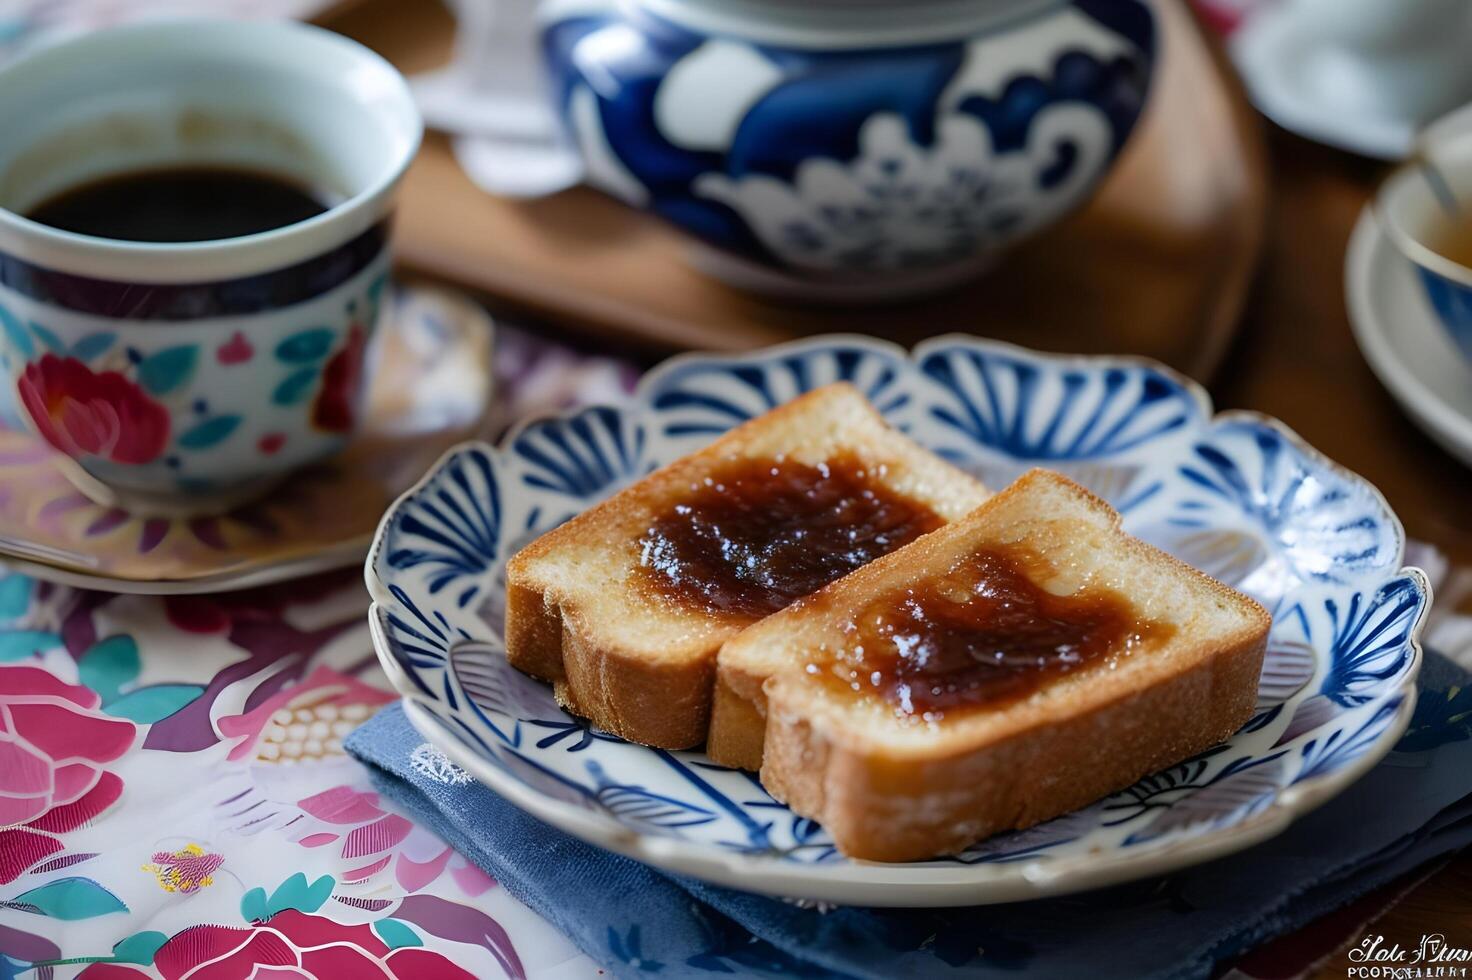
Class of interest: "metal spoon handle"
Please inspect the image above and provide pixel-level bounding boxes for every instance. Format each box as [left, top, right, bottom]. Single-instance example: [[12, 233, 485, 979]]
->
[[1416, 152, 1463, 217]]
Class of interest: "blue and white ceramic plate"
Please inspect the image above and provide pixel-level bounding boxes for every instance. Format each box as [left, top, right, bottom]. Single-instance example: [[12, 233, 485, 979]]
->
[[366, 336, 1427, 907]]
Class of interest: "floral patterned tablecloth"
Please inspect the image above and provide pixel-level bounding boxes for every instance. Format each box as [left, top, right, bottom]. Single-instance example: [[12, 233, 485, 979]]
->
[[0, 568, 600, 978], [0, 292, 636, 978]]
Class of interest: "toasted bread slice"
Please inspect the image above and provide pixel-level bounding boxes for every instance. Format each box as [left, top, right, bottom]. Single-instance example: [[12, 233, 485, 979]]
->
[[719, 469, 1270, 862], [504, 383, 990, 749]]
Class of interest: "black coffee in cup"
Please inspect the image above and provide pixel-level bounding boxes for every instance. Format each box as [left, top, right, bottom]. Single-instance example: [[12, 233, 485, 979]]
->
[[27, 165, 329, 243]]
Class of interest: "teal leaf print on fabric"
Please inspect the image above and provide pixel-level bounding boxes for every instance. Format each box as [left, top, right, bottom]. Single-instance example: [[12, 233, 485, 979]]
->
[[108, 931, 168, 965], [75, 635, 204, 722], [240, 887, 269, 924], [78, 635, 140, 704], [4, 878, 127, 920], [279, 873, 334, 917], [0, 575, 31, 620], [372, 919, 424, 949], [137, 345, 199, 396], [177, 415, 241, 450], [272, 367, 319, 406], [275, 329, 335, 364], [103, 684, 204, 724], [28, 322, 64, 355], [0, 302, 31, 357], [0, 631, 60, 662], [242, 873, 335, 923], [69, 333, 116, 363]]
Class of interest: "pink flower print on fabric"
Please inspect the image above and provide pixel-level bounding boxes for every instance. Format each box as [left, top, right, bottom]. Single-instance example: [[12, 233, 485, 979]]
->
[[0, 666, 135, 883], [291, 785, 496, 898], [78, 909, 479, 980]]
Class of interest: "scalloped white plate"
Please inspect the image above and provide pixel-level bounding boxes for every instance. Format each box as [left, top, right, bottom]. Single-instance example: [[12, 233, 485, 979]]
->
[[367, 335, 1426, 906]]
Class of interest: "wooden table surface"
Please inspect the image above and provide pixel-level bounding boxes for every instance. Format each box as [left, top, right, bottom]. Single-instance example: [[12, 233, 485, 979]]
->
[[332, 0, 1472, 970]]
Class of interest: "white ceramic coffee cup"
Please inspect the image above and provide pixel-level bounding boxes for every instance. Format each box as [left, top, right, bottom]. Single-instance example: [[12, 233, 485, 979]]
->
[[0, 20, 421, 516]]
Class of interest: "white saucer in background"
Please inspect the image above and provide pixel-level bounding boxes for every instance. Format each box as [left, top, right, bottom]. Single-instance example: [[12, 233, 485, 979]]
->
[[1231, 6, 1429, 160], [1346, 205, 1472, 467]]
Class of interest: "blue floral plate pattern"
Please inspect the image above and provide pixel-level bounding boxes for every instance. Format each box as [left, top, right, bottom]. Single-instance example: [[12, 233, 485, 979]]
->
[[365, 336, 1427, 907]]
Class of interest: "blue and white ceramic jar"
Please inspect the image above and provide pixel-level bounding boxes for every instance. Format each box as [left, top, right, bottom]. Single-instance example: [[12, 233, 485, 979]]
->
[[540, 0, 1156, 297]]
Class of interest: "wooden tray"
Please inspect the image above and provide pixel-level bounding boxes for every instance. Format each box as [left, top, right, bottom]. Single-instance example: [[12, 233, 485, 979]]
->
[[323, 0, 1267, 379]]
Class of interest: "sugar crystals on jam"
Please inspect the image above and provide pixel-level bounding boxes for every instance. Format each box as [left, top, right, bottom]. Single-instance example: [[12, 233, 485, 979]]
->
[[814, 545, 1174, 719]]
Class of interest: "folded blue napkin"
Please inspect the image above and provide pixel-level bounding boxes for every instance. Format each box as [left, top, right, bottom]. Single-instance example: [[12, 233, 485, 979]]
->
[[347, 650, 1472, 980]]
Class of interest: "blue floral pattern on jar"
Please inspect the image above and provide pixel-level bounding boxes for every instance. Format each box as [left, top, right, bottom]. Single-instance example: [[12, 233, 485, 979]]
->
[[542, 0, 1155, 278]]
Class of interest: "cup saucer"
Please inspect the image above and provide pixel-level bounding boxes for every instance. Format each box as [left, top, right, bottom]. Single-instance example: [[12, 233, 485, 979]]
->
[[0, 287, 493, 594], [1347, 204, 1472, 467], [1232, 7, 1416, 159]]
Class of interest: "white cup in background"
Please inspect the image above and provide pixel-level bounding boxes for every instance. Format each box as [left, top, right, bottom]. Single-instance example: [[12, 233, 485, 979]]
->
[[1286, 0, 1472, 126]]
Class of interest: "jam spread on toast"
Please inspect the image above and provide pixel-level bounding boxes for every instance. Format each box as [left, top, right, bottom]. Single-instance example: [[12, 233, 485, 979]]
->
[[814, 545, 1173, 718], [637, 454, 943, 619]]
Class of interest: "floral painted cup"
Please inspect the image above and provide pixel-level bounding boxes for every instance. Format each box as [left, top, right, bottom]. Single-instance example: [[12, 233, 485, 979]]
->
[[0, 20, 421, 515]]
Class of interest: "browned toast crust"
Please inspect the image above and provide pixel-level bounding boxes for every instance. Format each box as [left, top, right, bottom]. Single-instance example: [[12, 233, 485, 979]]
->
[[554, 604, 717, 748], [761, 625, 1264, 861], [727, 469, 1271, 860], [506, 579, 716, 747], [504, 383, 989, 749]]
